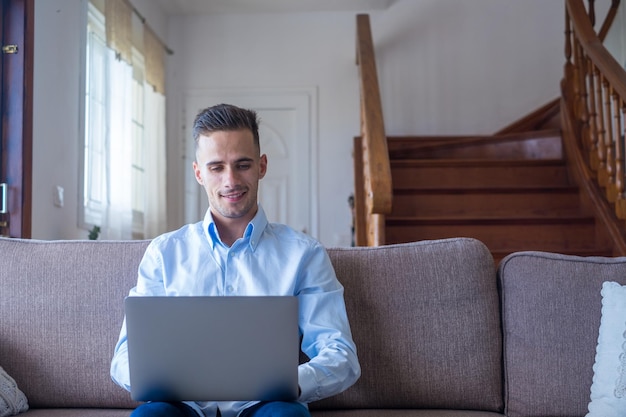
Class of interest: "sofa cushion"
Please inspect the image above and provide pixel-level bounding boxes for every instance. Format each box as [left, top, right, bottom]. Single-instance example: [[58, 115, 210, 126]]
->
[[0, 238, 149, 409], [312, 411, 505, 417], [498, 251, 626, 417], [313, 238, 503, 412], [587, 281, 626, 417]]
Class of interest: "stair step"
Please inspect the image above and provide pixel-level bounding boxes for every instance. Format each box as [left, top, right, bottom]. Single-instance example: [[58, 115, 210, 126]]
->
[[391, 186, 582, 217], [379, 124, 615, 256], [385, 216, 601, 252], [391, 159, 571, 189], [388, 129, 562, 160]]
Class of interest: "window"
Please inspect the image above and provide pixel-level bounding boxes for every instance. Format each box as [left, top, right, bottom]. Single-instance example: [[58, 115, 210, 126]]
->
[[81, 0, 167, 240]]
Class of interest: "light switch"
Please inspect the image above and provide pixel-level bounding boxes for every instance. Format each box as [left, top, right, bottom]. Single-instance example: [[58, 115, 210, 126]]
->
[[54, 185, 64, 208]]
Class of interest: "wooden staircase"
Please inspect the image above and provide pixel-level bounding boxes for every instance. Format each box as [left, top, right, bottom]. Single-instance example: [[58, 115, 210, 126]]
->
[[353, 2, 626, 258], [384, 128, 614, 264]]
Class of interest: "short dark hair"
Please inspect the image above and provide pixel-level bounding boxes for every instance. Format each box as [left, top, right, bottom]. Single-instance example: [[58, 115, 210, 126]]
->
[[192, 103, 260, 151]]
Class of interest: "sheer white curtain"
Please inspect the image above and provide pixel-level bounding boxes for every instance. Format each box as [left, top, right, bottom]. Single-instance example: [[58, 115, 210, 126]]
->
[[100, 50, 133, 240], [85, 0, 169, 240], [143, 85, 167, 238]]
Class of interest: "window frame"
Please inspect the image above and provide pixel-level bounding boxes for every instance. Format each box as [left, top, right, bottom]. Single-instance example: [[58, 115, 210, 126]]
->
[[79, 2, 147, 237]]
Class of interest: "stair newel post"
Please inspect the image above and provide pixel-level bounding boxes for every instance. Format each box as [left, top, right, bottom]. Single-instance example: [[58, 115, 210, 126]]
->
[[355, 14, 392, 246], [353, 137, 366, 246]]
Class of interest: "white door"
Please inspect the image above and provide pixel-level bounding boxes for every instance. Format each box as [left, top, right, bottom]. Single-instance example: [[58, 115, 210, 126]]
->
[[183, 89, 317, 237]]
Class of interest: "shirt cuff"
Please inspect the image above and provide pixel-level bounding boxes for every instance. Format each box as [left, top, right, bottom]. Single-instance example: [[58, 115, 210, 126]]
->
[[297, 364, 319, 402]]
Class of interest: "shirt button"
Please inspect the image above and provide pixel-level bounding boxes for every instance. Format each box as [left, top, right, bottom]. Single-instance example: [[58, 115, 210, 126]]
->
[[226, 285, 234, 293]]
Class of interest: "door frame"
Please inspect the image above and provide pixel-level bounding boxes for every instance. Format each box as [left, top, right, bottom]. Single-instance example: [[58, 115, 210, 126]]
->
[[0, 0, 33, 238]]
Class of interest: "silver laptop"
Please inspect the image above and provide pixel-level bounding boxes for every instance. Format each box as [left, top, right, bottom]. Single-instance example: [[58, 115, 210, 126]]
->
[[124, 295, 300, 402]]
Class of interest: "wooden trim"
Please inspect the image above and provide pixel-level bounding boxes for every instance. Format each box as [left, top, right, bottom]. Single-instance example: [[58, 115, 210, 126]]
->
[[495, 98, 561, 135], [22, 0, 33, 238]]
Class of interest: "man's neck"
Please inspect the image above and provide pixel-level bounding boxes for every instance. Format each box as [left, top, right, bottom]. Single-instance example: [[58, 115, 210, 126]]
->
[[211, 212, 255, 247]]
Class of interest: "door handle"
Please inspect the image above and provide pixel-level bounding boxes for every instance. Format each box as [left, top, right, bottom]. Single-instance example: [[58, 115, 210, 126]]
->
[[1, 183, 7, 214]]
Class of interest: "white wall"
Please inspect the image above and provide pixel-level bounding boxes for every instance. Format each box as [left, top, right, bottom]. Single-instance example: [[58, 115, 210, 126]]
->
[[373, 1, 564, 135], [32, 0, 84, 240], [31, 0, 168, 240], [32, 0, 567, 245]]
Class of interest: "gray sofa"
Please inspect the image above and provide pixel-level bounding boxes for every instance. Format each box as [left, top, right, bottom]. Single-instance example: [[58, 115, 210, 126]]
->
[[0, 236, 620, 416]]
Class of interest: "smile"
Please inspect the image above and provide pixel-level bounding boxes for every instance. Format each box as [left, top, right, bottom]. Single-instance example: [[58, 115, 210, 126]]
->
[[221, 191, 246, 200]]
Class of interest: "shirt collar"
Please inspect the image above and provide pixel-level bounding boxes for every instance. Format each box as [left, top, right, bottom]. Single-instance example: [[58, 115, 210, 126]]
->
[[202, 205, 268, 251]]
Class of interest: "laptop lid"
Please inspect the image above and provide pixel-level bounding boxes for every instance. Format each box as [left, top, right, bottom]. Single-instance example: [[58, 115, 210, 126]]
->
[[124, 296, 299, 402]]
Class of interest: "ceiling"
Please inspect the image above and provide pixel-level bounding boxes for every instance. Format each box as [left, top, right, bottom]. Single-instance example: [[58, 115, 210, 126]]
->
[[154, 0, 394, 15]]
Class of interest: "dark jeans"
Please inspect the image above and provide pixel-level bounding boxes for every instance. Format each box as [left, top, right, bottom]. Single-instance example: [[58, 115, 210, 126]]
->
[[130, 402, 198, 417], [131, 401, 311, 417]]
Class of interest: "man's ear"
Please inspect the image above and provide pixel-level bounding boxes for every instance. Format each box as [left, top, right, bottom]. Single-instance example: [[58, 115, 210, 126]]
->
[[192, 161, 203, 185], [259, 154, 268, 179]]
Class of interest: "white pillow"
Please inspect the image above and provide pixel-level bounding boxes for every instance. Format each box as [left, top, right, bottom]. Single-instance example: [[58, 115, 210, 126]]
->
[[587, 281, 626, 417], [0, 366, 28, 417]]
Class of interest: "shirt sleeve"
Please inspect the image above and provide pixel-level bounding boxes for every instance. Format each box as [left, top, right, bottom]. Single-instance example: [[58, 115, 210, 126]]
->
[[296, 243, 361, 402], [110, 241, 166, 390]]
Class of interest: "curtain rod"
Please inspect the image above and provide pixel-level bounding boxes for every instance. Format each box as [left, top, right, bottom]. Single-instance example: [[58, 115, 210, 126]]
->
[[128, 1, 174, 55]]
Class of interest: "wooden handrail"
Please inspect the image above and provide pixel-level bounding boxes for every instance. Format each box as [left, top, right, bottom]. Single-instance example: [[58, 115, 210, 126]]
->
[[354, 14, 392, 246], [562, 0, 626, 254], [567, 1, 626, 100]]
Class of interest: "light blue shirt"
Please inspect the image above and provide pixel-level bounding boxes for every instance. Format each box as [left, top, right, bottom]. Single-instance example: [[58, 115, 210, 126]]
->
[[111, 206, 361, 417]]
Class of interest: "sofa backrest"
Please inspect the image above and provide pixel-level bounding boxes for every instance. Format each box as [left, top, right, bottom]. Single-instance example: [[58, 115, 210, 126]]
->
[[0, 236, 503, 412], [312, 237, 503, 412], [0, 237, 149, 409], [498, 251, 626, 417]]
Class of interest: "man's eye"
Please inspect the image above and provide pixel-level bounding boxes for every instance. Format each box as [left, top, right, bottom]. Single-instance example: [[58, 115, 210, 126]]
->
[[209, 166, 223, 172], [238, 164, 251, 170]]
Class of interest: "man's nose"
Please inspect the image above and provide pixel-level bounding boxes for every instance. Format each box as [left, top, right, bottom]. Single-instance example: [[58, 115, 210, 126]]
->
[[224, 166, 240, 186]]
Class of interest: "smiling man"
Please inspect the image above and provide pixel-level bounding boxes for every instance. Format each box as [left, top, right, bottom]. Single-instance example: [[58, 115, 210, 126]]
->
[[193, 120, 267, 246], [110, 103, 361, 417]]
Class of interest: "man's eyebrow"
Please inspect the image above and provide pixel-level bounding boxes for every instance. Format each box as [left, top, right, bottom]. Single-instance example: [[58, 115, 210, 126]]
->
[[205, 157, 254, 166]]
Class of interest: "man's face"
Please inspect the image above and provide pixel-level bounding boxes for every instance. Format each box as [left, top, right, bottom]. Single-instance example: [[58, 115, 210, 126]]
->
[[193, 129, 267, 226]]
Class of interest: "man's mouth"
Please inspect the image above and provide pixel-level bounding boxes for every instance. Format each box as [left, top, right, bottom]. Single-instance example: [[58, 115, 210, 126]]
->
[[221, 191, 246, 201]]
